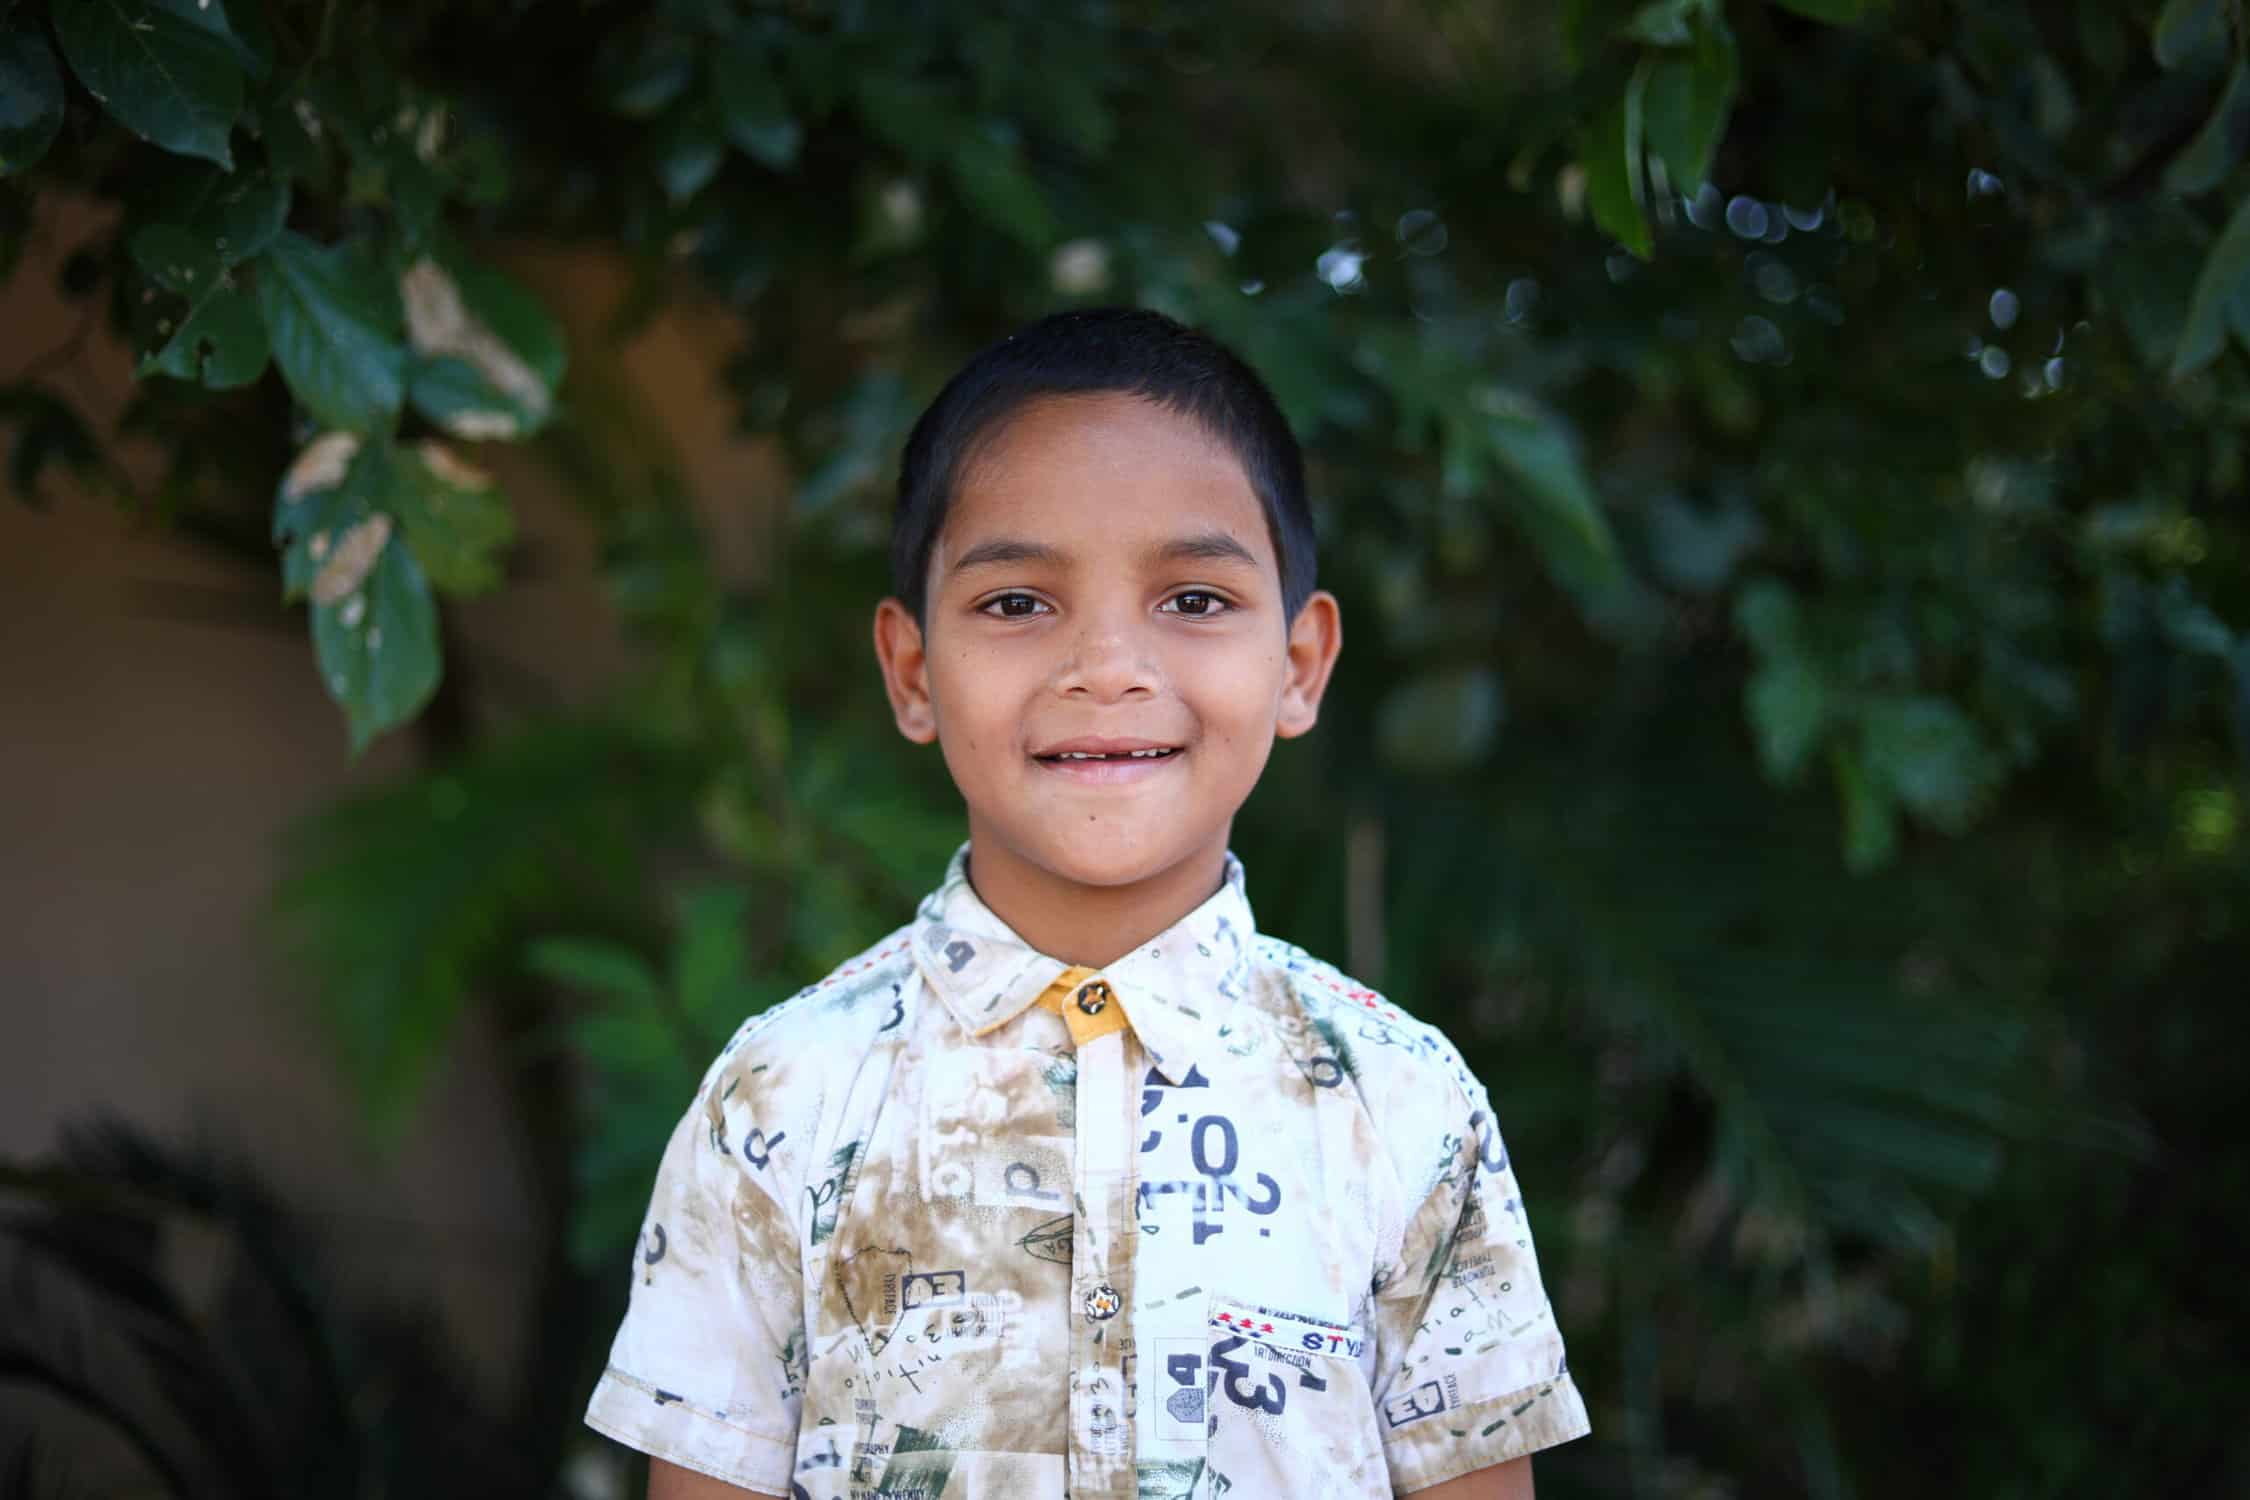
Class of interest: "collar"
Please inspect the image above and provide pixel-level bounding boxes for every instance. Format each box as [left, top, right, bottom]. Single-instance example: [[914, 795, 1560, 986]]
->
[[910, 842, 1256, 1085]]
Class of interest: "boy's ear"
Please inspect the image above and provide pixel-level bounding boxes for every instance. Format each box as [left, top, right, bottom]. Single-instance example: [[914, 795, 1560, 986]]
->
[[1275, 589, 1343, 740], [873, 597, 939, 744]]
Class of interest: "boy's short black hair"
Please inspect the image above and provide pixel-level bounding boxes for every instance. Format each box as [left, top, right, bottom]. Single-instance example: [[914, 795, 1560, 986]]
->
[[891, 307, 1316, 621]]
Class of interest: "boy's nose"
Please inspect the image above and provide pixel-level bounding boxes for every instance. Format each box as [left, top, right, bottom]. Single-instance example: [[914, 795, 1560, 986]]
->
[[1054, 620, 1160, 701]]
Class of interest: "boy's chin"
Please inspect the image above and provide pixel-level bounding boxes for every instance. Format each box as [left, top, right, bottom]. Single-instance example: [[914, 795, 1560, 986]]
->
[[976, 819, 1223, 893]]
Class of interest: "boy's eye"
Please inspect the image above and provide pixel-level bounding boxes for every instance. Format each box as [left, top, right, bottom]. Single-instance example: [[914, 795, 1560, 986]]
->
[[1162, 591, 1230, 618], [979, 592, 1049, 619]]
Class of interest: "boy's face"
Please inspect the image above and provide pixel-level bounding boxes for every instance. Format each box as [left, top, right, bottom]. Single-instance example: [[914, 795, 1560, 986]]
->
[[874, 393, 1341, 901]]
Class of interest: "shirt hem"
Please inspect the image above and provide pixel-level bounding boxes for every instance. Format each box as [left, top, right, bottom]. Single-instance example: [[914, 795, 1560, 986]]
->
[[1384, 1370, 1593, 1495], [584, 1367, 796, 1496]]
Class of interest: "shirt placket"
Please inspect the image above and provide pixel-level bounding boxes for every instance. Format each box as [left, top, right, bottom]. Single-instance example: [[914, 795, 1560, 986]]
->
[[1040, 968, 1140, 1497]]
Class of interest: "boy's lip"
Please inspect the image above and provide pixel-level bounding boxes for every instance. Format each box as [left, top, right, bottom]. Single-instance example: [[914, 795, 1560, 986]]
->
[[1029, 735, 1187, 783]]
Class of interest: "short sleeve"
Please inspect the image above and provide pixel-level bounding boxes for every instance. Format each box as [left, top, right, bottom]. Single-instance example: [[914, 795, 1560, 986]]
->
[[1369, 1068, 1591, 1492], [583, 1054, 806, 1494]]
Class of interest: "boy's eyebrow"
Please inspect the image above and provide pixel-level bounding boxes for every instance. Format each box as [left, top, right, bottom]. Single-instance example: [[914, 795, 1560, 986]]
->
[[948, 538, 1070, 574], [1147, 531, 1261, 569]]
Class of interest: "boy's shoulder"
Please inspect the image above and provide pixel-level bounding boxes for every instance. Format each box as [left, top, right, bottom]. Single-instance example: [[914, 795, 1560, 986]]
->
[[706, 921, 921, 1078], [1245, 933, 1487, 1119]]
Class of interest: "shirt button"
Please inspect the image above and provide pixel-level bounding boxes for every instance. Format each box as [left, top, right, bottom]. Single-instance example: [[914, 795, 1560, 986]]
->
[[1075, 979, 1113, 1016]]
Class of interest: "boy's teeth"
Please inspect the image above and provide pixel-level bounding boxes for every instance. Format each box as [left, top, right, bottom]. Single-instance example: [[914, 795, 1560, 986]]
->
[[1052, 748, 1172, 759]]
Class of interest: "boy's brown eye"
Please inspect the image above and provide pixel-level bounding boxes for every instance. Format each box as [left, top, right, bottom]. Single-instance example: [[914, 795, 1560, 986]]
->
[[984, 592, 1045, 619], [1164, 591, 1227, 617]]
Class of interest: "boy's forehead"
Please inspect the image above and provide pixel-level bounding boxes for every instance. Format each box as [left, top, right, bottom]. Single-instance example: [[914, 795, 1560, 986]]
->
[[935, 393, 1276, 572]]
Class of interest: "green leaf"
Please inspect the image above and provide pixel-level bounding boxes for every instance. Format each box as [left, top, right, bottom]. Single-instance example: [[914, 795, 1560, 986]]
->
[[1736, 581, 1830, 783], [1770, 0, 1866, 21], [406, 356, 513, 438], [1621, 1, 1696, 46], [1376, 667, 1505, 774], [50, 0, 247, 168], [2153, 0, 2229, 71], [140, 164, 289, 264], [256, 90, 327, 188], [523, 936, 663, 1009], [1481, 392, 1624, 586], [256, 231, 407, 433], [1859, 695, 2002, 832], [138, 278, 269, 388], [653, 100, 725, 202], [1580, 86, 1652, 258], [673, 882, 755, 1029], [128, 221, 221, 293], [388, 440, 514, 593], [712, 43, 803, 169], [2170, 191, 2250, 378], [1832, 744, 1897, 871], [2105, 208, 2206, 368], [2163, 59, 2250, 196], [593, 28, 694, 117], [1641, 13, 1738, 191], [400, 247, 565, 437], [947, 128, 1057, 250], [1746, 657, 1830, 783], [308, 516, 441, 754], [854, 75, 956, 166], [0, 12, 66, 177]]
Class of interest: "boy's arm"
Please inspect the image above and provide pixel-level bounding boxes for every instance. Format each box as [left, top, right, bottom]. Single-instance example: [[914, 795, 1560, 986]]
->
[[1401, 1455, 1535, 1499], [648, 1456, 785, 1500]]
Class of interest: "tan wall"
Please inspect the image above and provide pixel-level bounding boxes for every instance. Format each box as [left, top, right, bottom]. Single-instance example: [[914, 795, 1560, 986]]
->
[[2, 195, 778, 1409]]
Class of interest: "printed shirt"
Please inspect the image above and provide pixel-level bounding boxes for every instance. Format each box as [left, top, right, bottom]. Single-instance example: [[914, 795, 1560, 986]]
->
[[584, 846, 1590, 1498]]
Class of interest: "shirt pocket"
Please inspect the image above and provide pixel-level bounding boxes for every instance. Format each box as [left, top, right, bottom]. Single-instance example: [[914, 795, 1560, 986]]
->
[[1199, 1293, 1387, 1499]]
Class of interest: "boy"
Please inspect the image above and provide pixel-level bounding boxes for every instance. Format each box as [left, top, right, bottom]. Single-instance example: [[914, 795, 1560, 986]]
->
[[583, 309, 1591, 1499]]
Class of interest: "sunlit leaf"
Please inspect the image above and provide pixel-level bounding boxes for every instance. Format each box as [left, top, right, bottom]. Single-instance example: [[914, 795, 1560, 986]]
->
[[400, 248, 564, 436]]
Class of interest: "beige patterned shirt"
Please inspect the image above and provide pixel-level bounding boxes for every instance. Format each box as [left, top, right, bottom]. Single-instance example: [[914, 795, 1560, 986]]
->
[[584, 846, 1590, 1497]]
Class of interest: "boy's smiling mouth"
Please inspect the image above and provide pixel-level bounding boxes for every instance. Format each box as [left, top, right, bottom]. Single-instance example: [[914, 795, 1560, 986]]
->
[[1030, 736, 1186, 780]]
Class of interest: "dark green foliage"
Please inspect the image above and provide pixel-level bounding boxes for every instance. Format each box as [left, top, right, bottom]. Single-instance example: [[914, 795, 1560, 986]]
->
[[0, 1120, 550, 1500]]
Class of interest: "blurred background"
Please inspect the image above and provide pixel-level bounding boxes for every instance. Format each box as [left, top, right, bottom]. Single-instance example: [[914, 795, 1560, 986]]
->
[[3, 1, 2245, 1495]]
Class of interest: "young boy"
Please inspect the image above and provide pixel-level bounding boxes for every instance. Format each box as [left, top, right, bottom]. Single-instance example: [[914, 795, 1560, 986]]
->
[[583, 309, 1591, 1499]]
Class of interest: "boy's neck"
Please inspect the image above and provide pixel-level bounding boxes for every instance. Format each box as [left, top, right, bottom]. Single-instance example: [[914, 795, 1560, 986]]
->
[[960, 831, 1233, 971]]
